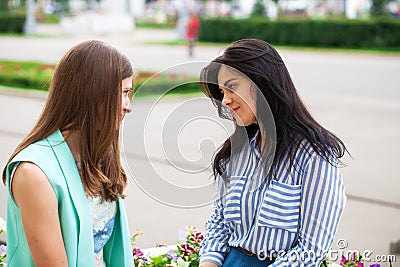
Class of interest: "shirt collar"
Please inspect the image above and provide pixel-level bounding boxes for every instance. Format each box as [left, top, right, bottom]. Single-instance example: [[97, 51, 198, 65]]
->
[[249, 129, 259, 145]]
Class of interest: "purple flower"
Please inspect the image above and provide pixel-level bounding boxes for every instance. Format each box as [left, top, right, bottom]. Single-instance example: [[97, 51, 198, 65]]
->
[[168, 249, 180, 260], [0, 244, 6, 255], [341, 255, 348, 264], [178, 229, 187, 241], [369, 265, 380, 267]]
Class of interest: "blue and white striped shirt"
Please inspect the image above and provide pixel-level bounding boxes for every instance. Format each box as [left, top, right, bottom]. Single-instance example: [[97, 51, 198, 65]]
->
[[199, 135, 346, 266]]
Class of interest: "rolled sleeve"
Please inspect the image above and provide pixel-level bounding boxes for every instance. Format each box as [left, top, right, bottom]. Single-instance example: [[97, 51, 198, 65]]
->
[[199, 174, 231, 266], [199, 251, 226, 266]]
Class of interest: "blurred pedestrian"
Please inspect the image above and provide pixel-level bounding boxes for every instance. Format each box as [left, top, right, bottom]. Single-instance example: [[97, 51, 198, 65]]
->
[[2, 40, 134, 267], [186, 11, 200, 57], [199, 39, 348, 267]]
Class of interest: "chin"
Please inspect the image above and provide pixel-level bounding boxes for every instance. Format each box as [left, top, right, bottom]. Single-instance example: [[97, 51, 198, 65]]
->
[[235, 117, 255, 127], [235, 119, 248, 127]]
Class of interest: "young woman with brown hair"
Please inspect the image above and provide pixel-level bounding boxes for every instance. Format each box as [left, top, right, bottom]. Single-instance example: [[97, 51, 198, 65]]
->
[[3, 40, 134, 267]]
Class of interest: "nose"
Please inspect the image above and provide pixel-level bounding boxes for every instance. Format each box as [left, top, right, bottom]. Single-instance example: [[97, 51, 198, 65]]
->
[[221, 91, 232, 106], [123, 99, 132, 114]]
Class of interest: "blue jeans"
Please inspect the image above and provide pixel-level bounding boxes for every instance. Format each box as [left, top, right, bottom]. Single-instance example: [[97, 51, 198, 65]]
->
[[222, 247, 274, 267]]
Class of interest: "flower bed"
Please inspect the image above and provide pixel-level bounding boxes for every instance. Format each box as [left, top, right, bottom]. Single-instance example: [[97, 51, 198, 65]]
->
[[0, 217, 6, 267], [0, 60, 201, 96], [131, 226, 202, 267], [0, 217, 393, 267]]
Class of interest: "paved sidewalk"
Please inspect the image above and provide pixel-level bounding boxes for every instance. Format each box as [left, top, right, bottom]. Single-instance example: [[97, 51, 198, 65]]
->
[[0, 26, 399, 261], [0, 24, 221, 75]]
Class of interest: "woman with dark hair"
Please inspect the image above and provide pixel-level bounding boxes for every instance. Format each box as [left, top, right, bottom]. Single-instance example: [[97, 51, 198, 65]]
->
[[3, 40, 134, 266], [199, 39, 348, 267]]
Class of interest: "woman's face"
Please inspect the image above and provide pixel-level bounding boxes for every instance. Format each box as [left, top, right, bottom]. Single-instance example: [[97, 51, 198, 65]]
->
[[120, 76, 133, 122], [217, 65, 257, 126]]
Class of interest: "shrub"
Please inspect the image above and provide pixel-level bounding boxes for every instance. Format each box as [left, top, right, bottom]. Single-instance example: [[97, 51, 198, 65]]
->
[[199, 17, 400, 49], [0, 12, 25, 33]]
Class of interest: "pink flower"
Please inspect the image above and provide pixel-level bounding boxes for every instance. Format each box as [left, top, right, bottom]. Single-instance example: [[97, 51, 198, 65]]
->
[[132, 247, 144, 257], [350, 252, 357, 261]]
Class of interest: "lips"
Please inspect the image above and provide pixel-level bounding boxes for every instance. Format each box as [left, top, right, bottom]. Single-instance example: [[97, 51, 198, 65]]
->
[[120, 113, 126, 121], [232, 107, 240, 113]]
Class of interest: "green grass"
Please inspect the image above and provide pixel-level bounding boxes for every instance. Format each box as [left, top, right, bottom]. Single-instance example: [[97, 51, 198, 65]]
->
[[135, 22, 176, 29], [39, 14, 61, 24], [0, 60, 202, 97], [0, 60, 53, 90]]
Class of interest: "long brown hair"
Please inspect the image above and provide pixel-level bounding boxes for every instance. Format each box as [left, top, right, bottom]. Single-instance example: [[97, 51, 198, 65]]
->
[[2, 40, 133, 202]]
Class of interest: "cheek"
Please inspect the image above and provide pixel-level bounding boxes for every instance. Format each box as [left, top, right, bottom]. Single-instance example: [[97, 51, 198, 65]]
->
[[121, 94, 127, 105], [241, 100, 257, 125], [238, 94, 256, 114]]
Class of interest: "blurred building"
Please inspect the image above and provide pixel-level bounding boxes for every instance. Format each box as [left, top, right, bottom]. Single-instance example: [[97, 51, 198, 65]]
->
[[57, 0, 145, 34], [140, 0, 375, 19], [234, 0, 371, 19]]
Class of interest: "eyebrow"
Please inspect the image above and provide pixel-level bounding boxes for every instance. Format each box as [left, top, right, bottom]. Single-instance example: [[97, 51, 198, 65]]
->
[[223, 78, 238, 87]]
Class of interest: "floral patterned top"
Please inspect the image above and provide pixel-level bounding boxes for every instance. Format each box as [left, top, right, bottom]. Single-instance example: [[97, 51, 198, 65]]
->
[[87, 196, 117, 267]]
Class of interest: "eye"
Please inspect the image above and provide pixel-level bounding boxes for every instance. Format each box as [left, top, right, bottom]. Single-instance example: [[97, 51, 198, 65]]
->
[[123, 90, 131, 97], [226, 83, 237, 91]]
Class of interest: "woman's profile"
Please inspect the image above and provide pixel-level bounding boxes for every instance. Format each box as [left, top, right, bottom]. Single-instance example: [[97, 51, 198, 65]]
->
[[3, 40, 134, 267]]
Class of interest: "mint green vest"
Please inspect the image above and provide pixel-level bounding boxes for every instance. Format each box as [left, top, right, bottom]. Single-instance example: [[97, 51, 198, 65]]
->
[[5, 130, 134, 267]]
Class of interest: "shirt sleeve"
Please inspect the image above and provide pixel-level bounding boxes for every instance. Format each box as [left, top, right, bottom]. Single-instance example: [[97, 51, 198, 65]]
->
[[199, 174, 232, 266], [270, 154, 346, 267]]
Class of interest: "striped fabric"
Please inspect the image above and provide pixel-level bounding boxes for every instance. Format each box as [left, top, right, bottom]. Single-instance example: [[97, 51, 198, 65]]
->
[[200, 135, 346, 266]]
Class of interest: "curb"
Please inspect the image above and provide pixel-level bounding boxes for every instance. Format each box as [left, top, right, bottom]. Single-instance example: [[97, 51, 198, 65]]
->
[[0, 86, 47, 100]]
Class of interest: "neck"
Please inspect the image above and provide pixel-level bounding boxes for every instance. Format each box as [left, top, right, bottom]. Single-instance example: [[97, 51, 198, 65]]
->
[[62, 130, 81, 162]]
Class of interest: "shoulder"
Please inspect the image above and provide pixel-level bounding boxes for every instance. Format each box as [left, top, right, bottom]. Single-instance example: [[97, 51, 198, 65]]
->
[[296, 138, 338, 162], [291, 139, 340, 178], [295, 139, 317, 157], [14, 161, 46, 177], [8, 131, 66, 180], [13, 162, 50, 190], [11, 138, 54, 166], [12, 162, 56, 207]]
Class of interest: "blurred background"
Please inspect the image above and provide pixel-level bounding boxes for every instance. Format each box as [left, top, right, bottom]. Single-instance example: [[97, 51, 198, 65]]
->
[[0, 0, 399, 265], [1, 0, 400, 36]]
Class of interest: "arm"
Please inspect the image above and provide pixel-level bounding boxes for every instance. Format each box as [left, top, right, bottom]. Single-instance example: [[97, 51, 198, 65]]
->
[[199, 175, 231, 266], [12, 162, 68, 267], [270, 155, 346, 266]]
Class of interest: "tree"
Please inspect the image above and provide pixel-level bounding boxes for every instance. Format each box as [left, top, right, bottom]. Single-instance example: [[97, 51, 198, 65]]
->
[[251, 0, 266, 17], [0, 0, 9, 12], [370, 0, 390, 16]]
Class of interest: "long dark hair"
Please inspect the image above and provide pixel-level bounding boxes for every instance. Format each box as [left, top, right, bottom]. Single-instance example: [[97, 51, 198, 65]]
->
[[3, 40, 134, 202], [200, 39, 348, 179]]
